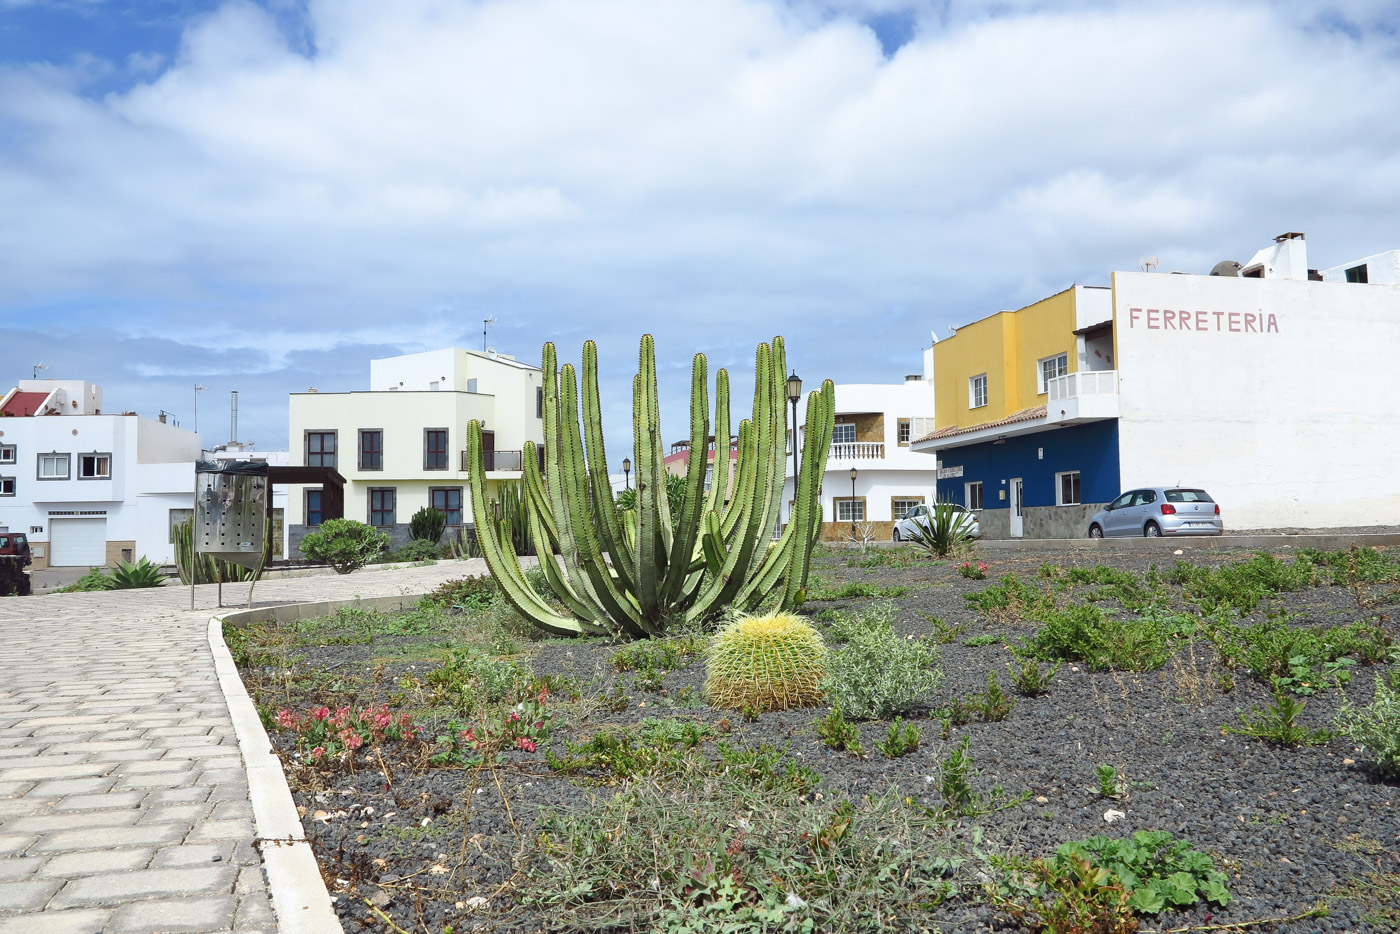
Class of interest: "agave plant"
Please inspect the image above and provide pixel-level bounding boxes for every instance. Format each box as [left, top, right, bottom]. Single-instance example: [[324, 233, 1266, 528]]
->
[[466, 335, 834, 638], [108, 556, 168, 589], [905, 500, 977, 558]]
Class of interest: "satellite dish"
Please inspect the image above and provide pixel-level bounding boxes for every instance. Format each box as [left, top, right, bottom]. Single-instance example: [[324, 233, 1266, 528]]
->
[[1210, 260, 1242, 277]]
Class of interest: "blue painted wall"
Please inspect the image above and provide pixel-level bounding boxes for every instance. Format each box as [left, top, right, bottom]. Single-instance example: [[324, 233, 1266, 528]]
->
[[935, 420, 1120, 510]]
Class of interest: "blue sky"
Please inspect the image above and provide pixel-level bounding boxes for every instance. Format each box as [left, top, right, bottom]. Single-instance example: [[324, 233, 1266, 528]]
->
[[3, 0, 1399, 451]]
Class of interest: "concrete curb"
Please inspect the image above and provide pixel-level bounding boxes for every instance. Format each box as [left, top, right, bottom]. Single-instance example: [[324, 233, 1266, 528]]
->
[[207, 616, 344, 934]]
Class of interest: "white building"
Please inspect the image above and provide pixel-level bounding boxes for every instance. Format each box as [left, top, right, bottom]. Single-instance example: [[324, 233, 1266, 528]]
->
[[916, 233, 1400, 537], [0, 380, 202, 567], [285, 348, 545, 552], [786, 349, 939, 541]]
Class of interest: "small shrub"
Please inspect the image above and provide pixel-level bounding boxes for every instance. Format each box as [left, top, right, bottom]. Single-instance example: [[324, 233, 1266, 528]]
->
[[965, 575, 1053, 621], [905, 500, 976, 558], [1209, 618, 1377, 694], [964, 634, 1001, 647], [1226, 682, 1337, 747], [1094, 764, 1121, 799], [1053, 831, 1231, 915], [931, 736, 1023, 818], [420, 575, 498, 612], [947, 671, 1016, 723], [426, 650, 527, 710], [56, 567, 117, 592], [272, 703, 419, 766], [814, 707, 864, 755], [1335, 671, 1400, 778], [1022, 604, 1171, 672], [808, 581, 882, 601], [1012, 659, 1060, 696], [922, 612, 967, 644], [385, 539, 441, 563], [822, 626, 942, 721], [1176, 553, 1324, 615], [298, 519, 387, 574], [875, 718, 921, 758], [409, 506, 447, 545], [612, 636, 702, 673], [824, 600, 897, 642], [704, 612, 827, 713], [957, 561, 989, 580]]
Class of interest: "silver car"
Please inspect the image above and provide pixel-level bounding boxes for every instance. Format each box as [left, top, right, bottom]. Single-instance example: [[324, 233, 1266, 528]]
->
[[1087, 487, 1223, 538], [893, 503, 980, 541]]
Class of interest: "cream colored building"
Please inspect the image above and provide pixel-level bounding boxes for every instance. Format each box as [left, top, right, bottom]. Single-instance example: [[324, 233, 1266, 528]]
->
[[285, 348, 544, 553]]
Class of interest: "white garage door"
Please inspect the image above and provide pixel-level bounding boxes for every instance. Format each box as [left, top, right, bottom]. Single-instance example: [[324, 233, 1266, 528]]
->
[[50, 518, 108, 567]]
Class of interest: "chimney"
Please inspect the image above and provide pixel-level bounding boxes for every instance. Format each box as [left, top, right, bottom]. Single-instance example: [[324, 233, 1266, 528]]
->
[[230, 391, 239, 445], [158, 411, 167, 424]]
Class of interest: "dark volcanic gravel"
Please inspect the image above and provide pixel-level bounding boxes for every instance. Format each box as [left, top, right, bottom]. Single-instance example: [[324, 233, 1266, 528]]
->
[[239, 543, 1400, 934]]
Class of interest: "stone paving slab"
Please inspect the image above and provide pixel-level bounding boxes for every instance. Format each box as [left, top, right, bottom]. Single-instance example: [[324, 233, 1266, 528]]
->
[[0, 558, 489, 933]]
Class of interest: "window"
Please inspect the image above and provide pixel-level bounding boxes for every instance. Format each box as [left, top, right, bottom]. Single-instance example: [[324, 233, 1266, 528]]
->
[[835, 497, 865, 522], [1345, 264, 1368, 284], [897, 419, 911, 446], [306, 489, 324, 526], [969, 374, 988, 408], [1037, 353, 1069, 394], [891, 497, 923, 519], [272, 508, 285, 557], [37, 452, 69, 480], [78, 453, 111, 480], [359, 429, 383, 471], [965, 481, 984, 511], [424, 429, 449, 470], [168, 508, 193, 542], [431, 487, 463, 525], [832, 423, 856, 445], [0, 444, 15, 465], [369, 488, 396, 527], [1056, 471, 1081, 506], [306, 431, 337, 469], [536, 387, 544, 418], [0, 477, 14, 497]]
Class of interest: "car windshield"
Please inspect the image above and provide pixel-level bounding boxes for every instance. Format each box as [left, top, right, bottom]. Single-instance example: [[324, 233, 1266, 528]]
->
[[1166, 489, 1214, 503]]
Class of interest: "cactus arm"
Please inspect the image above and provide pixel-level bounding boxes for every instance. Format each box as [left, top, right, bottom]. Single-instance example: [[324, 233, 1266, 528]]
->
[[528, 505, 600, 624], [558, 364, 649, 635], [783, 380, 835, 606], [466, 420, 592, 635], [520, 442, 560, 551], [735, 522, 797, 611], [632, 338, 666, 620], [580, 342, 636, 593], [701, 368, 731, 519], [661, 352, 710, 599]]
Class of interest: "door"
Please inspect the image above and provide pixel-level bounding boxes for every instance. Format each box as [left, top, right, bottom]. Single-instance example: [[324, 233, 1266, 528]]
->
[[50, 517, 107, 566], [481, 430, 496, 471], [1104, 490, 1137, 536], [1009, 478, 1024, 538]]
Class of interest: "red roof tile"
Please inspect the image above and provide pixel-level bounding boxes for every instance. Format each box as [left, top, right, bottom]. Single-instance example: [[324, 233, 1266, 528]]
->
[[915, 406, 1047, 443], [1, 391, 50, 417]]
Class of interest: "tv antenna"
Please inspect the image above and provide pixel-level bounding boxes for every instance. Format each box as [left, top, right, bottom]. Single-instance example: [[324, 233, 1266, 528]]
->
[[482, 316, 497, 351], [1140, 256, 1159, 272], [32, 362, 50, 379]]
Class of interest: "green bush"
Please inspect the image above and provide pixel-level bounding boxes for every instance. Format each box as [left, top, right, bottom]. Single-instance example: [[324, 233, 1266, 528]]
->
[[822, 626, 942, 720], [904, 499, 976, 558], [420, 575, 498, 612], [298, 519, 388, 574], [1021, 604, 1172, 672], [1049, 831, 1231, 915], [56, 567, 117, 593], [409, 506, 447, 545], [1336, 671, 1400, 778], [1208, 618, 1382, 694], [1174, 553, 1324, 615], [386, 538, 441, 563]]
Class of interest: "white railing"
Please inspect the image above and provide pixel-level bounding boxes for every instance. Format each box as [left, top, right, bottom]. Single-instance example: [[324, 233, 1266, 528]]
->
[[1048, 370, 1117, 402], [829, 442, 884, 460]]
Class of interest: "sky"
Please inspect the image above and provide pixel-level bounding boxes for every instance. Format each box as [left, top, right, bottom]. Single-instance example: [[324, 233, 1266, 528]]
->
[[2, 0, 1399, 453]]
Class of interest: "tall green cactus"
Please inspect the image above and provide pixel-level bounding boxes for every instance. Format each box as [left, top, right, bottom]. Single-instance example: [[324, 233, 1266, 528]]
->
[[466, 335, 833, 638]]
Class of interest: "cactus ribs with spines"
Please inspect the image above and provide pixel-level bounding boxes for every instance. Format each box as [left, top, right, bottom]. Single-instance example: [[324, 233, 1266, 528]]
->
[[704, 612, 828, 713], [466, 335, 835, 638]]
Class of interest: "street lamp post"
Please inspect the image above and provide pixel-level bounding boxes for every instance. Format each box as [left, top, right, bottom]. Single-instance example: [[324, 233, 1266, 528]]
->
[[786, 371, 802, 519], [622, 457, 631, 491], [849, 466, 858, 536]]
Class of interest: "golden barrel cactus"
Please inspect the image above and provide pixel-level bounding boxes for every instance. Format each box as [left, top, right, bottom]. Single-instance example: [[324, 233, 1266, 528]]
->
[[704, 612, 827, 712]]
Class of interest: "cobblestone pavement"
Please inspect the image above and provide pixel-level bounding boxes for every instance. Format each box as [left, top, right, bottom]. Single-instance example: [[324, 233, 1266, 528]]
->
[[0, 560, 486, 934]]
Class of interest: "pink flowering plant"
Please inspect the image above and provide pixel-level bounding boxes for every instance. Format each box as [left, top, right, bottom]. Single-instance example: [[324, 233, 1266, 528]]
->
[[958, 561, 990, 580], [431, 687, 555, 766], [273, 703, 419, 765]]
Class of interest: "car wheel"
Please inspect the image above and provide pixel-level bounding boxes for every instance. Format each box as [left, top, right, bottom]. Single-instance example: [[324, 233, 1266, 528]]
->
[[1088, 524, 1103, 539], [892, 528, 902, 542], [1144, 521, 1161, 538]]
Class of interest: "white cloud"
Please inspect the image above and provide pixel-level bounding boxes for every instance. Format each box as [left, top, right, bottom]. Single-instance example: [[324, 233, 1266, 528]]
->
[[2, 0, 1399, 445]]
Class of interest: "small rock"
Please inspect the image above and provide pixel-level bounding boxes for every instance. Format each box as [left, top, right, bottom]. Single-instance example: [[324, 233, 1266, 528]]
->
[[1035, 796, 1049, 804], [1343, 758, 1355, 765], [1103, 808, 1126, 823], [367, 888, 392, 908], [464, 896, 489, 910]]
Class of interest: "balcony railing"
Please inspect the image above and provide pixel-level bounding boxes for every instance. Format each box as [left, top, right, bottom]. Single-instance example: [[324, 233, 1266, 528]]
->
[[460, 449, 525, 472], [1048, 370, 1117, 402], [829, 442, 884, 460], [1046, 370, 1119, 425]]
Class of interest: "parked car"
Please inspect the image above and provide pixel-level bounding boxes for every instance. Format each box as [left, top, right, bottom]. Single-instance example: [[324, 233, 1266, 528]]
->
[[893, 503, 980, 541], [1087, 487, 1223, 538]]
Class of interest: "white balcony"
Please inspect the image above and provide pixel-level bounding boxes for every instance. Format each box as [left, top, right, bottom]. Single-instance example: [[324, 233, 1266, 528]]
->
[[829, 441, 884, 460], [1046, 370, 1119, 425]]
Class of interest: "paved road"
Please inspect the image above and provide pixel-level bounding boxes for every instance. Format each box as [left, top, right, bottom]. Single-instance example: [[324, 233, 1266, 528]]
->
[[0, 560, 486, 933]]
